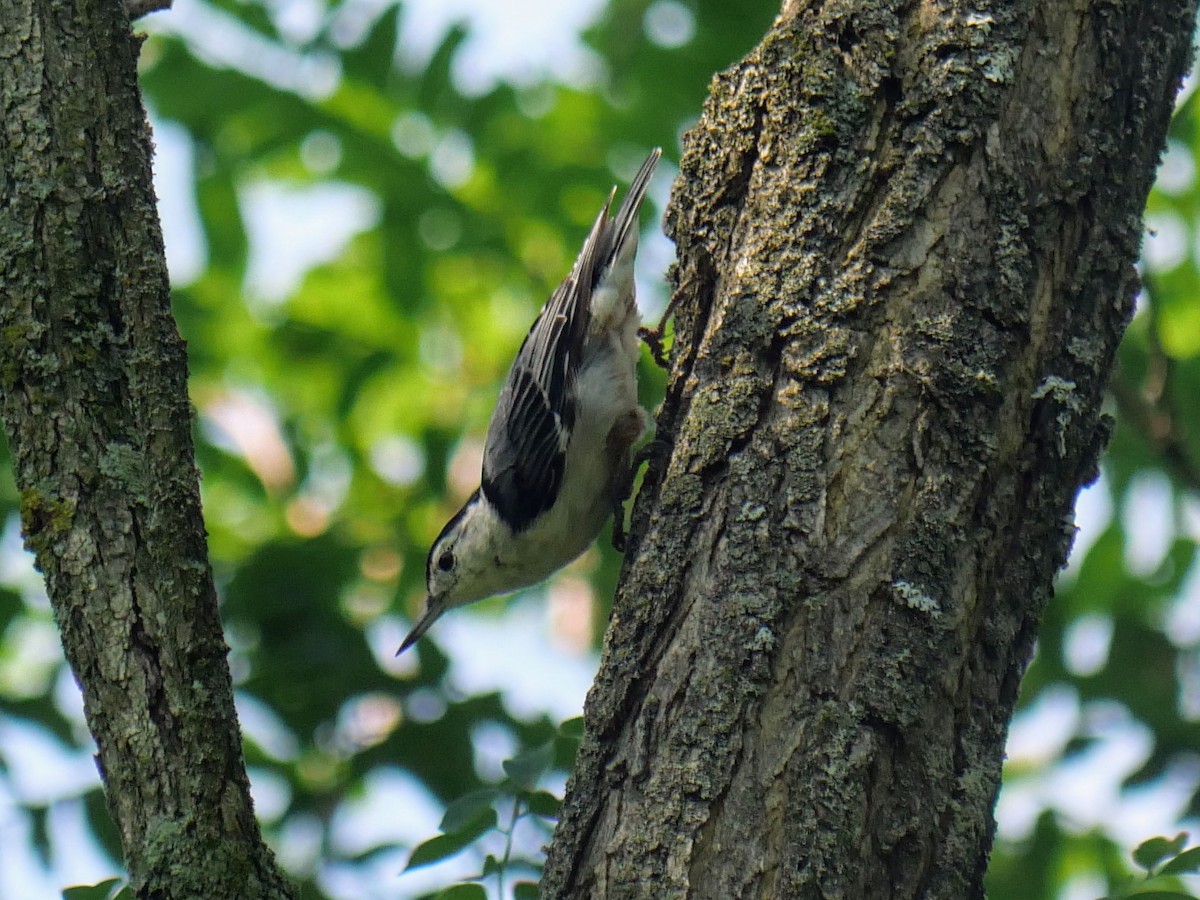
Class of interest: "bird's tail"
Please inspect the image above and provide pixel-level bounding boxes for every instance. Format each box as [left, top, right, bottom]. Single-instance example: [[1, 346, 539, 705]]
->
[[605, 148, 661, 268], [588, 148, 661, 330]]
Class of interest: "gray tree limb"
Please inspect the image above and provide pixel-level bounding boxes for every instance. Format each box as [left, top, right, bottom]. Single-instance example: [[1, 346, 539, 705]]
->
[[0, 0, 294, 896], [544, 0, 1196, 897]]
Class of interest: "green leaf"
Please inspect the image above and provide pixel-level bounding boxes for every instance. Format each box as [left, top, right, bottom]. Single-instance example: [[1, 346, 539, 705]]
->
[[1134, 834, 1190, 872], [61, 880, 122, 900], [1121, 892, 1200, 900], [403, 808, 498, 872], [340, 5, 402, 90], [503, 742, 555, 791], [513, 882, 540, 900], [1160, 846, 1200, 875], [434, 885, 487, 900], [439, 788, 501, 833], [84, 787, 123, 862], [480, 854, 500, 878], [558, 717, 585, 739], [524, 789, 561, 819]]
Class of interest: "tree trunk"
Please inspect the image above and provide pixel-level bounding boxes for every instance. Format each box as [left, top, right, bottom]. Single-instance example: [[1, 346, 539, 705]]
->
[[544, 1, 1195, 897], [0, 1, 294, 897]]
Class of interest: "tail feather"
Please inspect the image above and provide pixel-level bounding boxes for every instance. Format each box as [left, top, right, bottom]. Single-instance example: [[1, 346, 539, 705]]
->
[[587, 149, 661, 331], [602, 148, 661, 269]]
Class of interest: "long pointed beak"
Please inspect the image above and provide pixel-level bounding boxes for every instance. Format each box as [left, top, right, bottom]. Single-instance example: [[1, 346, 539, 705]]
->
[[396, 599, 446, 656]]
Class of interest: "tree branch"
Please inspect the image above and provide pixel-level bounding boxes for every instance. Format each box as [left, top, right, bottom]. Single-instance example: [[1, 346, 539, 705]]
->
[[0, 0, 293, 895]]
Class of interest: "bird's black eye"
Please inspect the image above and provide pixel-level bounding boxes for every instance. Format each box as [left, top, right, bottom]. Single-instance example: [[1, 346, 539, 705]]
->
[[437, 550, 455, 572]]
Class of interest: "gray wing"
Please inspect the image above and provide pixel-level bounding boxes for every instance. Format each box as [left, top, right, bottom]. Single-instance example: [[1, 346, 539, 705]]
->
[[481, 150, 660, 532], [480, 221, 605, 532]]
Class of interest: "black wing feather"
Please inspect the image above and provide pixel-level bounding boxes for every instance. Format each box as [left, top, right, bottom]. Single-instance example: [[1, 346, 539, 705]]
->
[[481, 150, 660, 532]]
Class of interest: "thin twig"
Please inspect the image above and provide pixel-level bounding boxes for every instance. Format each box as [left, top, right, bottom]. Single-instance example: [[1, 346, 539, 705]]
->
[[497, 796, 522, 898]]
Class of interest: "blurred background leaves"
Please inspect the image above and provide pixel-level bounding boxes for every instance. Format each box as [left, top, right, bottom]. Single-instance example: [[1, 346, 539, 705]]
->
[[0, 1, 1197, 898]]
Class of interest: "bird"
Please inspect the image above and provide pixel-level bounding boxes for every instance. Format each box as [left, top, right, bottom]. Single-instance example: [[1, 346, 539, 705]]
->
[[397, 148, 662, 655]]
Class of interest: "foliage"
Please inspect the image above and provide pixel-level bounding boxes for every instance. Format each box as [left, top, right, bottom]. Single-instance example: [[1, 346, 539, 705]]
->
[[402, 721, 576, 897], [1093, 832, 1200, 899], [60, 880, 128, 900], [0, 0, 1198, 897]]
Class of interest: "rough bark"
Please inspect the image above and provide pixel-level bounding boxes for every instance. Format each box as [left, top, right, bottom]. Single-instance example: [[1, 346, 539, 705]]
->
[[0, 0, 295, 897], [545, 1, 1195, 898]]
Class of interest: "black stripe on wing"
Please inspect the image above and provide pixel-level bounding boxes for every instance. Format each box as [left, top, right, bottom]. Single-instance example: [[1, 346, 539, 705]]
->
[[481, 219, 606, 532], [482, 365, 569, 532]]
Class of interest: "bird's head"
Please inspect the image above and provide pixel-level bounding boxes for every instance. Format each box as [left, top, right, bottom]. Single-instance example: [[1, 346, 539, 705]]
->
[[397, 489, 506, 654]]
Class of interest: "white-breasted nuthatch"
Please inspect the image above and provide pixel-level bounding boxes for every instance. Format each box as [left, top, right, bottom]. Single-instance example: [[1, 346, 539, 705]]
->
[[397, 148, 662, 655]]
